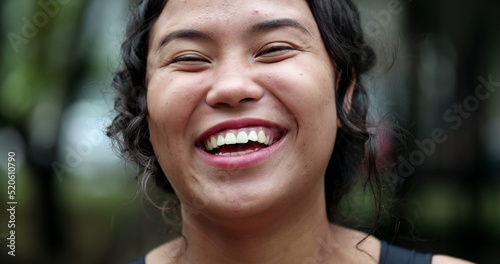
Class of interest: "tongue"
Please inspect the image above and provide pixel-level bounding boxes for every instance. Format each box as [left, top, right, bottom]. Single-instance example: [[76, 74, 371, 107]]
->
[[215, 142, 267, 154]]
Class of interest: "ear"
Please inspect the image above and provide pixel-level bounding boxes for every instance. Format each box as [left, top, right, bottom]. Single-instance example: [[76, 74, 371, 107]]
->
[[336, 73, 356, 128]]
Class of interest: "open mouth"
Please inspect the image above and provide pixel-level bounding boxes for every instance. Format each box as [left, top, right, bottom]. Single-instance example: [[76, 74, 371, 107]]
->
[[199, 127, 285, 156]]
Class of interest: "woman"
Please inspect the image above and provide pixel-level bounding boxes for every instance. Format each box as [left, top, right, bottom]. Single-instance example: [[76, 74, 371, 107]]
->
[[108, 0, 473, 263]]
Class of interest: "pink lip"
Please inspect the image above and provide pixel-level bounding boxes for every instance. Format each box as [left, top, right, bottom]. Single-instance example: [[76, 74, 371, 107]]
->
[[195, 118, 288, 170]]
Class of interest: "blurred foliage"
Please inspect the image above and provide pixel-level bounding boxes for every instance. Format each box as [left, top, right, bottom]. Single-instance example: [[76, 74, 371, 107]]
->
[[0, 0, 499, 263]]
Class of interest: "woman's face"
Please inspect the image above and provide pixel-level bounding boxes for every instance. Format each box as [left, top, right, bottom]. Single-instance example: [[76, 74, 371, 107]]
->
[[147, 0, 338, 220]]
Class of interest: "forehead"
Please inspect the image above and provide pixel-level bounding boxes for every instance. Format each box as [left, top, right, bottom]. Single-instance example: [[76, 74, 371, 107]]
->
[[150, 0, 320, 46]]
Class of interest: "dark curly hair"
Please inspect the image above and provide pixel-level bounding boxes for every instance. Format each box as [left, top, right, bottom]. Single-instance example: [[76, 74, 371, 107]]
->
[[108, 0, 379, 225]]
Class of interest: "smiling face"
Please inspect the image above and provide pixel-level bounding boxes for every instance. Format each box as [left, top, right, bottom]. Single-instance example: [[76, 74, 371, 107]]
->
[[147, 0, 339, 222]]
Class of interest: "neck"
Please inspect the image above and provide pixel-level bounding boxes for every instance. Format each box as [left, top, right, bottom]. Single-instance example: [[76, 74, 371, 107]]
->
[[177, 190, 341, 264]]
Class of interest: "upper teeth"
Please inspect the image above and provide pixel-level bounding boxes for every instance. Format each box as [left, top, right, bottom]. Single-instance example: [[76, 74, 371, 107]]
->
[[204, 129, 274, 151]]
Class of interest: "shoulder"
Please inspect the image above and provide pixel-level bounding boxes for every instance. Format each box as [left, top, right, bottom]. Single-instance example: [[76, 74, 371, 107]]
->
[[432, 255, 476, 264], [330, 224, 381, 263], [145, 237, 184, 264]]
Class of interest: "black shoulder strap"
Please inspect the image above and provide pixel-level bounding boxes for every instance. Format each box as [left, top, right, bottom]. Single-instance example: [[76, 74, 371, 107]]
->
[[379, 241, 433, 264], [124, 255, 146, 264]]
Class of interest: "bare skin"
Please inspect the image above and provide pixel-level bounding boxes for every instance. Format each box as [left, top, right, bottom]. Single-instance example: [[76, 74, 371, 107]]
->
[[146, 224, 381, 264], [143, 0, 475, 263], [145, 225, 473, 264]]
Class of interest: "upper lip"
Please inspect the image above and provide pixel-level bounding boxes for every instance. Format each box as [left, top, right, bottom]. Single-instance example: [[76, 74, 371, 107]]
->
[[196, 118, 288, 146]]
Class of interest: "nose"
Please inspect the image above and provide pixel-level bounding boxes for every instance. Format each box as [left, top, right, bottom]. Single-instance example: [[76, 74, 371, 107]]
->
[[205, 66, 264, 108]]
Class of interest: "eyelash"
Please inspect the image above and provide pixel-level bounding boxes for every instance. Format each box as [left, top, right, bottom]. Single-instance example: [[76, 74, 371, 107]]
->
[[257, 45, 296, 56], [169, 55, 208, 64], [167, 44, 296, 66]]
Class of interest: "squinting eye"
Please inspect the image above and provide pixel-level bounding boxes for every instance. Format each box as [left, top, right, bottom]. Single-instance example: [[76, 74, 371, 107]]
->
[[169, 55, 209, 65], [257, 45, 296, 56], [255, 44, 298, 64]]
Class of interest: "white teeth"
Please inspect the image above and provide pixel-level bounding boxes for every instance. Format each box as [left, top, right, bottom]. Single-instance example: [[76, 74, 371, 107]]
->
[[225, 133, 237, 144], [210, 136, 218, 151], [215, 148, 260, 156], [204, 128, 277, 152], [236, 131, 248, 144], [265, 135, 271, 145], [205, 140, 212, 151], [217, 135, 225, 146], [248, 130, 258, 141], [257, 131, 266, 143]]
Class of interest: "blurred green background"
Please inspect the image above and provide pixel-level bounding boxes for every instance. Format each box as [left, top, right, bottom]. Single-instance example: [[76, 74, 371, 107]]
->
[[0, 0, 499, 263]]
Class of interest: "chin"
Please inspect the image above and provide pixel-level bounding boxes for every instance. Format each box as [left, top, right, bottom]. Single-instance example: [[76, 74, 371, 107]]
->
[[180, 173, 290, 222]]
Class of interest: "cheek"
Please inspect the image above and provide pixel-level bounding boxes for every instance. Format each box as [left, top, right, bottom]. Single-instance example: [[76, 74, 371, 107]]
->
[[146, 86, 195, 187], [146, 76, 204, 155], [272, 61, 337, 158], [148, 74, 205, 124], [269, 62, 337, 125]]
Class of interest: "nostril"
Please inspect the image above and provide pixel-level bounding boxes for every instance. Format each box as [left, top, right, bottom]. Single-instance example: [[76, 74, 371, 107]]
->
[[240, 98, 254, 102]]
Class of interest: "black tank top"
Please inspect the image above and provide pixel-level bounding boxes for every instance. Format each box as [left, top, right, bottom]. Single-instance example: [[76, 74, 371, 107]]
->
[[124, 255, 145, 264], [380, 241, 433, 264], [125, 241, 433, 264]]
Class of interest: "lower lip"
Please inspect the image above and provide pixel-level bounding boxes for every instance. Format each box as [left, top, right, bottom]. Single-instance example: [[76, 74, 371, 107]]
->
[[196, 135, 286, 170]]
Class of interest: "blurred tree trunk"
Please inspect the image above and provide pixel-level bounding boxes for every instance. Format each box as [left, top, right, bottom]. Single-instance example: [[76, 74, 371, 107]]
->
[[1, 1, 93, 262], [33, 3, 92, 261]]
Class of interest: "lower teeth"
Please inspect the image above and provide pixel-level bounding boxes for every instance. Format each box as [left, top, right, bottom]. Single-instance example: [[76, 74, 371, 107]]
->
[[215, 148, 260, 156]]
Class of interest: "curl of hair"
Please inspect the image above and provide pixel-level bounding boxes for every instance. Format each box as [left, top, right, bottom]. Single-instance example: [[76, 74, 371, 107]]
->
[[107, 0, 173, 193], [306, 0, 378, 223], [108, 0, 379, 224]]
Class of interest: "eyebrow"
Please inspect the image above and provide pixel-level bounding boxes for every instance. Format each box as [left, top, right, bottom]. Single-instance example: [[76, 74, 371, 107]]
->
[[157, 30, 212, 51], [247, 19, 310, 35], [156, 19, 310, 51]]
